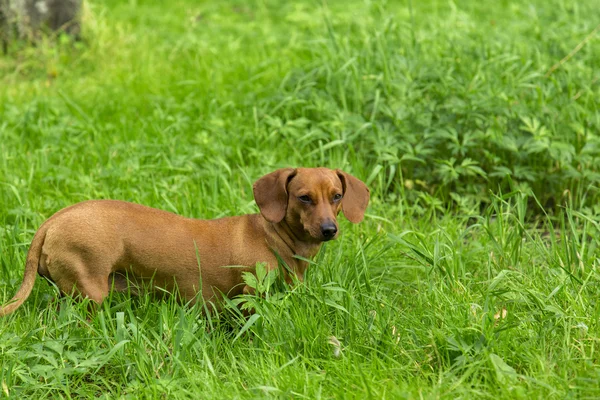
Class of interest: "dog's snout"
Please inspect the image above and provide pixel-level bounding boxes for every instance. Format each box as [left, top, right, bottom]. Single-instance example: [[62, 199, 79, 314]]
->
[[320, 223, 337, 240]]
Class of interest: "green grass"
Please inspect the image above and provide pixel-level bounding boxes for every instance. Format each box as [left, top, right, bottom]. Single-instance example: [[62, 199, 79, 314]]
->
[[1, 0, 600, 397]]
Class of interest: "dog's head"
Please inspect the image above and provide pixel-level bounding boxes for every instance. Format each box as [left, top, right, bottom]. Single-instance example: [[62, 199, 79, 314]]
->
[[253, 167, 370, 242]]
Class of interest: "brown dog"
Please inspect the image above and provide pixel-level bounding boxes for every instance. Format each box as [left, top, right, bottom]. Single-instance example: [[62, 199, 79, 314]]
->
[[0, 168, 369, 315]]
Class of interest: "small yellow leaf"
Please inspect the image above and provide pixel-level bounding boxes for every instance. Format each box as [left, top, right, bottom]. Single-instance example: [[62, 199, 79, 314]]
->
[[494, 308, 508, 320], [328, 336, 342, 358]]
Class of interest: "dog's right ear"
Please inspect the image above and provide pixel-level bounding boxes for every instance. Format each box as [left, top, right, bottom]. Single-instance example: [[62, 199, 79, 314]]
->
[[253, 168, 297, 223]]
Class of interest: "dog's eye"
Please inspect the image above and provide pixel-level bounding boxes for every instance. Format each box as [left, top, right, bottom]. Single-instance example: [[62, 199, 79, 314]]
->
[[333, 194, 343, 202], [298, 195, 312, 203]]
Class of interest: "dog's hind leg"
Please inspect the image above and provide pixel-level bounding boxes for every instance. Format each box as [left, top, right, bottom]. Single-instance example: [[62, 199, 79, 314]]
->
[[45, 253, 111, 305]]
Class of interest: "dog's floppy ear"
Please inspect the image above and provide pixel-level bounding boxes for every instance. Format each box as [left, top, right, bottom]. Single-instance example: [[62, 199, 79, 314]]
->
[[336, 170, 370, 223], [253, 168, 297, 223]]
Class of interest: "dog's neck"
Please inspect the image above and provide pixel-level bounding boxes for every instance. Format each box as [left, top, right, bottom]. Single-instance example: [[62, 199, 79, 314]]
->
[[260, 215, 322, 281]]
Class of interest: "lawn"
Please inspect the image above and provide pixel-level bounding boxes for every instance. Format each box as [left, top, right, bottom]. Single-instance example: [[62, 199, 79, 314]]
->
[[1, 0, 599, 398]]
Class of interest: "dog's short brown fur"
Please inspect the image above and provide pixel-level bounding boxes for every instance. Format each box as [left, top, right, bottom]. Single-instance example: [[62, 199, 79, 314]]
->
[[0, 168, 369, 315]]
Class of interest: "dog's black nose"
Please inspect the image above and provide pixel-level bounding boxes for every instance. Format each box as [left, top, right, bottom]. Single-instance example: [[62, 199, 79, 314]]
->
[[321, 223, 337, 240]]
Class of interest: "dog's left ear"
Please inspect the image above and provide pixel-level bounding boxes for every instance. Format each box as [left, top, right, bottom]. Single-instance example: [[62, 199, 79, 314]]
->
[[253, 168, 297, 223], [336, 170, 370, 223]]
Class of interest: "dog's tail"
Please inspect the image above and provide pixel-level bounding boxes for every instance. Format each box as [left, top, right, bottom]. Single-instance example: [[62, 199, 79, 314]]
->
[[0, 228, 47, 316]]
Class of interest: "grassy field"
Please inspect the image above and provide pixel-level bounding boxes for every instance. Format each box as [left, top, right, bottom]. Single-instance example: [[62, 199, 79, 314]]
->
[[1, 0, 600, 398]]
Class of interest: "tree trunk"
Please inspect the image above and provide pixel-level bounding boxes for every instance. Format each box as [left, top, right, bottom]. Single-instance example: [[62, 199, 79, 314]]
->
[[1, 0, 81, 52]]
